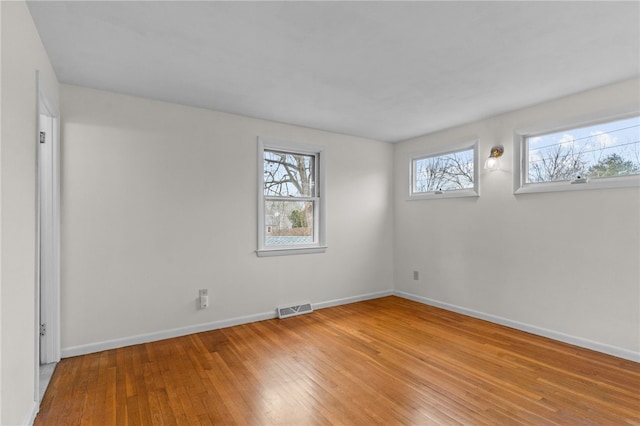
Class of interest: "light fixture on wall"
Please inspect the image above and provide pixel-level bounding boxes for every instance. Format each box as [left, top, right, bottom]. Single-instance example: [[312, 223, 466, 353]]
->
[[484, 145, 504, 171]]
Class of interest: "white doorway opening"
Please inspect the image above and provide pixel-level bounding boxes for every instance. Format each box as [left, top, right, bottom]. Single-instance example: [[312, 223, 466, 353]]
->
[[36, 72, 60, 403]]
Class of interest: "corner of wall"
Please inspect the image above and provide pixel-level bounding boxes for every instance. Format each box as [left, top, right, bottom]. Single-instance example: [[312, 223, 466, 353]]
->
[[1, 1, 60, 424]]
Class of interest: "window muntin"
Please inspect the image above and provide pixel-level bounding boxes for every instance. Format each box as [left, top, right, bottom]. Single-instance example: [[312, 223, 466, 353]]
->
[[258, 139, 325, 256], [409, 143, 478, 199], [525, 116, 640, 184]]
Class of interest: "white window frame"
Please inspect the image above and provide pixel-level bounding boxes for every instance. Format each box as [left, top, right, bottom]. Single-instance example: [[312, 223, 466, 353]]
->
[[257, 137, 326, 257], [408, 140, 479, 200], [514, 111, 640, 194]]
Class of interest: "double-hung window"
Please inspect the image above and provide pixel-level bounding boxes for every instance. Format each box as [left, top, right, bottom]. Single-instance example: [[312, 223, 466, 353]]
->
[[409, 141, 479, 200], [257, 138, 326, 257], [515, 114, 640, 193]]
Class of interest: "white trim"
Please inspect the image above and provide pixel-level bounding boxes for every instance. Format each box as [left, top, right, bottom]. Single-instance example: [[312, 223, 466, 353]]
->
[[60, 288, 638, 363], [257, 246, 327, 257], [514, 111, 640, 194], [259, 137, 325, 157], [35, 73, 61, 350], [61, 290, 393, 358], [23, 401, 39, 426], [34, 72, 42, 415], [51, 114, 61, 363], [394, 291, 640, 363], [313, 290, 394, 310], [34, 73, 61, 421], [407, 188, 479, 201], [62, 311, 278, 358], [37, 114, 61, 365], [407, 140, 479, 200], [514, 174, 640, 194]]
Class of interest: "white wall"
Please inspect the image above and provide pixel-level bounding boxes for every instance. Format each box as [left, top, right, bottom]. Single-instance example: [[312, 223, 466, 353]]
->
[[0, 1, 59, 424], [60, 85, 394, 354], [394, 78, 640, 360], [61, 80, 639, 361]]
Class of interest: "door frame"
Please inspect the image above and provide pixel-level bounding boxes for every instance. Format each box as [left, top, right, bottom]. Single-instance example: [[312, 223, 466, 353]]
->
[[35, 71, 60, 402]]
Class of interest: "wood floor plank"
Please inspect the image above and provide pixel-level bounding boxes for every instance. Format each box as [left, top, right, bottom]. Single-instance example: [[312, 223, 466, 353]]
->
[[35, 296, 640, 425]]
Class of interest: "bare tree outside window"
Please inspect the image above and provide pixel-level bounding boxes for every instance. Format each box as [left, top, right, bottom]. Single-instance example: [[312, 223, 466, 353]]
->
[[263, 150, 316, 245], [527, 116, 640, 183], [528, 138, 587, 182], [413, 148, 474, 193], [264, 150, 315, 197]]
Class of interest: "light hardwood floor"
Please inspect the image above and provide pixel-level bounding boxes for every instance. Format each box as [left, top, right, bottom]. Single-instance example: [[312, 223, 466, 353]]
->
[[35, 296, 639, 425]]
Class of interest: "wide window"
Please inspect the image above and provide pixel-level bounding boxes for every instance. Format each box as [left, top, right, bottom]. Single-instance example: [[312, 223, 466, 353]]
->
[[409, 142, 479, 200], [257, 138, 326, 256], [516, 115, 640, 193]]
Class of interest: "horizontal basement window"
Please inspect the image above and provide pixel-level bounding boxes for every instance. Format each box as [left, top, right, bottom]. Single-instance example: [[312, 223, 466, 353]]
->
[[516, 114, 640, 194], [408, 141, 479, 200]]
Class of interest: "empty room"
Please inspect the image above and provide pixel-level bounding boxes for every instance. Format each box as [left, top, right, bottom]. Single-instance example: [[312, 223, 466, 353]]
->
[[2, 1, 639, 425]]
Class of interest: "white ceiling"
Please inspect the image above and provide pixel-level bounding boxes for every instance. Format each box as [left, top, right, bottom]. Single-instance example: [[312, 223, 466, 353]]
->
[[27, 1, 640, 143]]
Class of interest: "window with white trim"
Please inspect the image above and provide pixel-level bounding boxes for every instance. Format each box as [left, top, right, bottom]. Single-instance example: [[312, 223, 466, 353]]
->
[[516, 114, 640, 193], [409, 142, 479, 200], [257, 138, 326, 257]]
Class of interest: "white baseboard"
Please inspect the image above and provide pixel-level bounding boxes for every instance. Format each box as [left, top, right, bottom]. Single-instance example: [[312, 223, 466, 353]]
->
[[61, 310, 277, 358], [62, 289, 638, 363], [395, 290, 640, 363], [313, 290, 394, 310], [61, 290, 394, 358], [24, 401, 38, 426]]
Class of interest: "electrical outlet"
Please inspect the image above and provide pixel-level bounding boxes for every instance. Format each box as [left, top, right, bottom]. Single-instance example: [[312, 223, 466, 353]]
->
[[199, 289, 209, 309], [413, 271, 419, 280]]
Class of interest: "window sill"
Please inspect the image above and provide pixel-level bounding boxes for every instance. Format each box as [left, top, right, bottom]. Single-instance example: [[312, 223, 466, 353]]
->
[[515, 175, 640, 195], [408, 189, 479, 201], [256, 246, 327, 257]]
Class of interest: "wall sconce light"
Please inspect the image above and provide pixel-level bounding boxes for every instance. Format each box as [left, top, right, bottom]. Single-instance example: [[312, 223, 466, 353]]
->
[[484, 145, 504, 171]]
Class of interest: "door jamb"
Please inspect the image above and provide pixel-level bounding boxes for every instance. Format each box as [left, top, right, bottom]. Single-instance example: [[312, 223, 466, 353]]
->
[[35, 71, 60, 403]]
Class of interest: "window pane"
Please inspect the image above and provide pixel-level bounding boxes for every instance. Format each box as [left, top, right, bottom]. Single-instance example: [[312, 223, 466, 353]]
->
[[527, 116, 640, 183], [264, 150, 315, 197], [413, 148, 474, 192], [264, 200, 314, 246]]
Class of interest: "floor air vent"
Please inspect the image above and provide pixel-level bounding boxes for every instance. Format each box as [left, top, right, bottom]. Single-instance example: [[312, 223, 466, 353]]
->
[[277, 302, 313, 319]]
